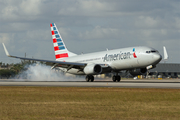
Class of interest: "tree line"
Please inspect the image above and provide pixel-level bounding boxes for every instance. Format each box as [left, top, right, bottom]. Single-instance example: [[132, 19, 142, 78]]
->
[[0, 61, 53, 79]]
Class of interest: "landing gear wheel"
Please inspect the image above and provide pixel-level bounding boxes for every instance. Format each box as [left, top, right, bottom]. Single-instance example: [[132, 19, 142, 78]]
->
[[86, 75, 94, 82], [117, 76, 121, 82], [112, 76, 116, 82], [86, 76, 90, 82], [90, 75, 94, 82], [112, 75, 121, 82]]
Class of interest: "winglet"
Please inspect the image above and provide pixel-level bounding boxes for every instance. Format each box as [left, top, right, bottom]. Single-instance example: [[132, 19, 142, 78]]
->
[[2, 43, 11, 57], [163, 46, 168, 60]]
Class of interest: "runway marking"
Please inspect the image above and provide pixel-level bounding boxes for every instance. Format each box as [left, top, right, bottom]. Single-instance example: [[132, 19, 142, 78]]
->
[[0, 79, 180, 89]]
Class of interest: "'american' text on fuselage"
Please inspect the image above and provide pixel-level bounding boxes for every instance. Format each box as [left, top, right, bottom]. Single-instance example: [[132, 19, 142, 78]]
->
[[104, 52, 131, 62]]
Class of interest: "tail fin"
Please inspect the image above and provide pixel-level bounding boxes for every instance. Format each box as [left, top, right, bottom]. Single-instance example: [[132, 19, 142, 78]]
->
[[50, 23, 76, 60]]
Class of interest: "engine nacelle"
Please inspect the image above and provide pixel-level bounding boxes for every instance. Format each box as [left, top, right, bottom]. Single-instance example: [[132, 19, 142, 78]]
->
[[129, 68, 147, 76], [83, 64, 102, 75]]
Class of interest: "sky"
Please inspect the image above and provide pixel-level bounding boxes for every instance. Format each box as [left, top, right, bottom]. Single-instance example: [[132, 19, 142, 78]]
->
[[0, 0, 180, 64]]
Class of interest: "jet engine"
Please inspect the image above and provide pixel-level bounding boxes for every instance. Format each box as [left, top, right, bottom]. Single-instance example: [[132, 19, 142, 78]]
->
[[83, 64, 102, 75], [129, 68, 147, 76]]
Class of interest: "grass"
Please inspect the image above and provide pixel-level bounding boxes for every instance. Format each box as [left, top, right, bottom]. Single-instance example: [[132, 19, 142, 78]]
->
[[0, 87, 180, 120]]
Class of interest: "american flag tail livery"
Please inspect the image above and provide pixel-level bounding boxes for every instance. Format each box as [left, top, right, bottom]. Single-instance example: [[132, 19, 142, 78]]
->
[[50, 23, 76, 60]]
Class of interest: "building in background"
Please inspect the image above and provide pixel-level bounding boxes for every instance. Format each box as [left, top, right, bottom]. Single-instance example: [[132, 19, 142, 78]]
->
[[150, 63, 180, 78]]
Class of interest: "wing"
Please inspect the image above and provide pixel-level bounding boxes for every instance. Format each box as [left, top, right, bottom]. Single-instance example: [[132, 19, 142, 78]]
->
[[2, 43, 86, 70]]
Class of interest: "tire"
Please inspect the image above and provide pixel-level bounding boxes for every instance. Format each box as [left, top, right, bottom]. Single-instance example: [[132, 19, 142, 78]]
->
[[90, 75, 94, 82], [112, 76, 116, 82], [112, 75, 121, 82], [86, 75, 94, 82], [86, 76, 90, 82], [117, 76, 120, 82]]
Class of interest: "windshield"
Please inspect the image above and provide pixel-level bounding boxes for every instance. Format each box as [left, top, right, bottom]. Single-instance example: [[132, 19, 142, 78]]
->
[[146, 50, 159, 53]]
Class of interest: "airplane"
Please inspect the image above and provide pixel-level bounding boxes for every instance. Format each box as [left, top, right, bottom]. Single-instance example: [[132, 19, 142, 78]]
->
[[2, 23, 165, 82]]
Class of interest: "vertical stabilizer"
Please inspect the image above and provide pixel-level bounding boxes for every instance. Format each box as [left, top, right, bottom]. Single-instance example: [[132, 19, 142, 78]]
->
[[50, 23, 76, 60]]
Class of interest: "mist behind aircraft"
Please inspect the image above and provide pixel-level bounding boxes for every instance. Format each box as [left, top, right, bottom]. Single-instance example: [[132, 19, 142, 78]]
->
[[14, 64, 84, 81]]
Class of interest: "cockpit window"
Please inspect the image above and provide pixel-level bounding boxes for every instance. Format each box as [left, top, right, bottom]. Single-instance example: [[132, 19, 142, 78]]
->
[[151, 50, 157, 53], [146, 50, 158, 53]]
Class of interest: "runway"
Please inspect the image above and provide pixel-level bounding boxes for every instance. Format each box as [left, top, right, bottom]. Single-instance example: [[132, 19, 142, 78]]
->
[[0, 79, 180, 88]]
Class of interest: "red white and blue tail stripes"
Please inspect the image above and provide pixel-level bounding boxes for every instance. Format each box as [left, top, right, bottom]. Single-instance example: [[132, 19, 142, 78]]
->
[[50, 23, 69, 59]]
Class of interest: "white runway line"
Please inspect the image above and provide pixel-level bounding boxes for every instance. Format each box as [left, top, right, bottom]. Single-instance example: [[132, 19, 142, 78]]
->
[[0, 79, 180, 89]]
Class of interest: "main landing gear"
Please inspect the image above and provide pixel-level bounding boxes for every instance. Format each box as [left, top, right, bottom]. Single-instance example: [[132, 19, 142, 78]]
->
[[85, 74, 121, 82], [112, 75, 121, 82], [86, 75, 94, 82]]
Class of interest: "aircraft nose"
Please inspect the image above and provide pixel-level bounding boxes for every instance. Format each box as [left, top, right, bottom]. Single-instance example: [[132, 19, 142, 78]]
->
[[153, 54, 162, 63]]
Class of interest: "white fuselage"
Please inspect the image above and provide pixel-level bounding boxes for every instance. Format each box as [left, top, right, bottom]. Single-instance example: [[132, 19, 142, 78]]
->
[[57, 46, 162, 75]]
